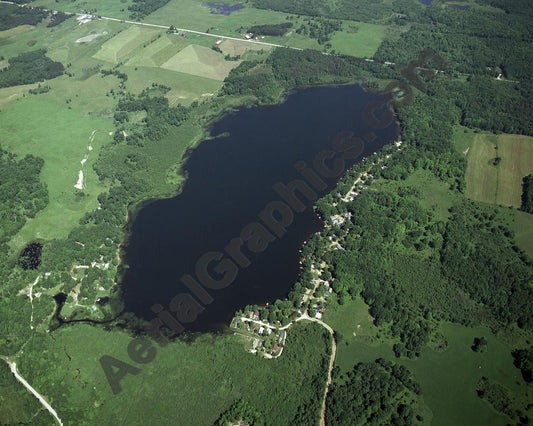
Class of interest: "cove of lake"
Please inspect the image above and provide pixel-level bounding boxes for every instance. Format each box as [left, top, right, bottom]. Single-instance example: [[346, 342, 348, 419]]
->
[[120, 84, 399, 333]]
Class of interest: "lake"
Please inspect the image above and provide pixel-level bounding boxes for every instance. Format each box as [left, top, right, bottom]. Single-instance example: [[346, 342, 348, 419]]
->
[[120, 84, 399, 334]]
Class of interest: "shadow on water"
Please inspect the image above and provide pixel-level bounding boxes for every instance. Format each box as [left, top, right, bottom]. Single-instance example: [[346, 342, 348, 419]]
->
[[120, 84, 399, 335]]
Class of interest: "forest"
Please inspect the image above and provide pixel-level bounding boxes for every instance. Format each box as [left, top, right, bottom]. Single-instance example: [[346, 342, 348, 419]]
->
[[0, 3, 47, 30], [247, 22, 293, 37], [0, 49, 64, 88], [374, 4, 533, 80], [521, 175, 533, 214], [128, 0, 171, 19], [0, 149, 48, 252], [250, 0, 415, 23], [326, 359, 421, 425]]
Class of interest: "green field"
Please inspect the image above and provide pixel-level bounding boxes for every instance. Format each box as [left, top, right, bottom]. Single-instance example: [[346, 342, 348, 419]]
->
[[160, 44, 239, 81], [329, 22, 388, 57], [125, 33, 188, 67], [402, 323, 528, 426], [0, 98, 112, 250], [122, 65, 223, 105], [15, 321, 330, 425], [93, 25, 163, 64], [464, 133, 533, 207], [145, 0, 291, 37], [327, 297, 530, 426], [31, 0, 135, 20], [515, 210, 533, 259]]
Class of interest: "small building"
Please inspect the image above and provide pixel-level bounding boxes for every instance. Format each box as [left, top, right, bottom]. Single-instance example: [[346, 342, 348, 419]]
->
[[215, 39, 223, 45], [315, 312, 322, 319]]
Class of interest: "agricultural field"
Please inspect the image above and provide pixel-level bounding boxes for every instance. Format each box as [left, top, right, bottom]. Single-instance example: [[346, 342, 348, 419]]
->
[[515, 210, 533, 260], [160, 44, 239, 80], [0, 97, 112, 249], [463, 133, 533, 207], [121, 66, 223, 105], [329, 22, 388, 58], [93, 25, 162, 64]]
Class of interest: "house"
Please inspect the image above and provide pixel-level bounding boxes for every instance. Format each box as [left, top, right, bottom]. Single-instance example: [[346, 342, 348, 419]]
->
[[215, 39, 223, 45], [273, 344, 279, 352], [315, 312, 322, 319], [258, 327, 264, 334]]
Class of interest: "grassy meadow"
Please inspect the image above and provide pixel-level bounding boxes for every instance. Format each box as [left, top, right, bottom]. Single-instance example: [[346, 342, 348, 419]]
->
[[15, 321, 330, 425], [0, 98, 112, 250], [329, 22, 388, 57], [515, 210, 533, 260], [31, 0, 135, 19], [463, 132, 533, 207], [325, 296, 530, 426]]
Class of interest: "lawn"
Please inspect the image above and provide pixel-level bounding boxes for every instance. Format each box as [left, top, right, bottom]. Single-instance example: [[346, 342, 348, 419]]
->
[[0, 97, 112, 250], [464, 133, 533, 207]]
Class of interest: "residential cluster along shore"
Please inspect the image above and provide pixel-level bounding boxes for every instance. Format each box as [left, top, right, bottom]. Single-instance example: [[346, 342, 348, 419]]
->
[[230, 141, 404, 357]]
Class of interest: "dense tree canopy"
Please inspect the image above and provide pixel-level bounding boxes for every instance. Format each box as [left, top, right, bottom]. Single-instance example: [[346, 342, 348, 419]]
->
[[326, 359, 421, 425], [0, 49, 64, 88]]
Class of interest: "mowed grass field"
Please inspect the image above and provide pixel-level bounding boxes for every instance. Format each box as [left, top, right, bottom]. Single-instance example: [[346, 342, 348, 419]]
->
[[464, 133, 533, 207], [160, 44, 239, 81], [0, 98, 113, 250], [93, 25, 162, 64], [329, 22, 388, 58]]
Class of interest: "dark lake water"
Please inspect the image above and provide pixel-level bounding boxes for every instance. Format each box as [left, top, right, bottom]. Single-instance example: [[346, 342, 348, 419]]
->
[[121, 84, 398, 334]]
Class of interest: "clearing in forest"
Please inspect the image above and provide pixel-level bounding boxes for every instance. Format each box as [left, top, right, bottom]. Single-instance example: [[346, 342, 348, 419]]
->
[[465, 133, 533, 207]]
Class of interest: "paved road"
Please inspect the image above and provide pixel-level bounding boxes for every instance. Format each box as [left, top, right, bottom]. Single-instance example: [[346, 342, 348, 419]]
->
[[96, 15, 303, 50]]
